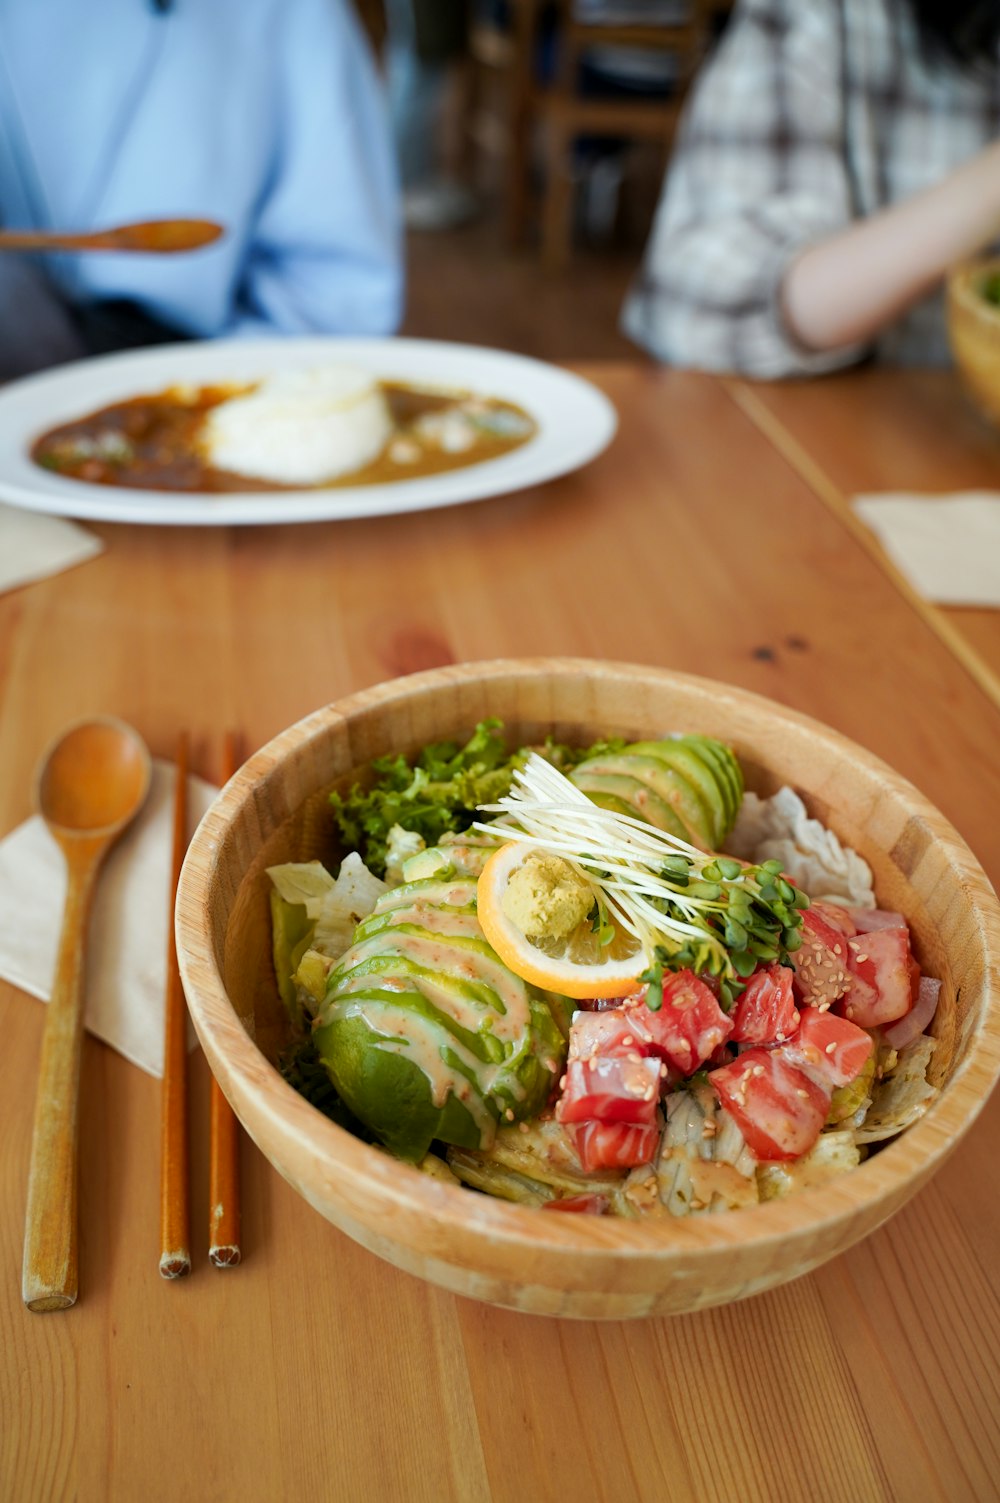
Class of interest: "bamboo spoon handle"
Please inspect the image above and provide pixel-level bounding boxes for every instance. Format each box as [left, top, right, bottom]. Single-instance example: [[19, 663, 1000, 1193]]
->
[[22, 847, 102, 1311]]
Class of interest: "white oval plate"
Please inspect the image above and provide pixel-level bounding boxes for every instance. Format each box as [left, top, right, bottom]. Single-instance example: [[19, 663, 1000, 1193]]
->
[[0, 337, 618, 527]]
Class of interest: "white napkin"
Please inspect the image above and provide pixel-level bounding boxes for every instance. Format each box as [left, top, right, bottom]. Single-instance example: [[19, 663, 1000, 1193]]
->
[[0, 760, 218, 1076], [0, 501, 103, 594], [852, 492, 1000, 607]]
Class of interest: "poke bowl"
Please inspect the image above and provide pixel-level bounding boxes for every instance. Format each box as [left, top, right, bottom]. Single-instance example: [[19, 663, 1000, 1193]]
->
[[175, 659, 1000, 1319]]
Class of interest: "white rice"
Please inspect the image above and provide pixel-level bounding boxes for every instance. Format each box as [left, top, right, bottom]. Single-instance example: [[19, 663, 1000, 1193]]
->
[[202, 365, 393, 484]]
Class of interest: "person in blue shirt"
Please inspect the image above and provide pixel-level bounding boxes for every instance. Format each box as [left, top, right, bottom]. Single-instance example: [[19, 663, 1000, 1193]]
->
[[0, 0, 404, 378]]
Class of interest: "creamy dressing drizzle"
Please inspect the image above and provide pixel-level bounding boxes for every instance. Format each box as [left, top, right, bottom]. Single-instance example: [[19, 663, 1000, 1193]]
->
[[326, 878, 545, 1122], [376, 904, 483, 941], [340, 930, 531, 1040], [376, 882, 475, 914], [335, 999, 497, 1133]]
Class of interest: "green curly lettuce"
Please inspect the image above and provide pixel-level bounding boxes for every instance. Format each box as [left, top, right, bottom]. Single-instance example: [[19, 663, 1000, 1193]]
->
[[329, 718, 625, 876]]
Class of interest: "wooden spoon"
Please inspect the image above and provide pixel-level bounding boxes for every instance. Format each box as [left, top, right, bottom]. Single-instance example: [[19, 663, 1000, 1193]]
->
[[22, 717, 151, 1312], [0, 218, 224, 255]]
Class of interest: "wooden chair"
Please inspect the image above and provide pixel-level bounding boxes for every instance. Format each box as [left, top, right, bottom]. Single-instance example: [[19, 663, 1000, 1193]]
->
[[539, 1, 716, 269], [466, 1, 548, 246]]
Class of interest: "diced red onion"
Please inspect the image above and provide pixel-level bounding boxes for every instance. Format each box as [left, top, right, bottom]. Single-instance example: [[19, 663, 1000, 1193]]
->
[[883, 976, 941, 1050], [850, 908, 908, 934]]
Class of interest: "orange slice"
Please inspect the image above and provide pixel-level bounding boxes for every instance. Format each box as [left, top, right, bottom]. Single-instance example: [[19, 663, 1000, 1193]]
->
[[476, 841, 648, 1000]]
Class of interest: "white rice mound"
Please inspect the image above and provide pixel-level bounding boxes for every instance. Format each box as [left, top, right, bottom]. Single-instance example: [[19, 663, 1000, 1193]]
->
[[202, 365, 393, 484]]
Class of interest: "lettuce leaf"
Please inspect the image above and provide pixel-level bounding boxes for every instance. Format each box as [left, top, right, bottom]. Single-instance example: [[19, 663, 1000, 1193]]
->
[[330, 719, 625, 876]]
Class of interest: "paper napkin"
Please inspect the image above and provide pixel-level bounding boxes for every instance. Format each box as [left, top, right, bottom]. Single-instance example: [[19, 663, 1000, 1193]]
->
[[852, 492, 1000, 607], [0, 759, 218, 1077], [0, 501, 103, 595]]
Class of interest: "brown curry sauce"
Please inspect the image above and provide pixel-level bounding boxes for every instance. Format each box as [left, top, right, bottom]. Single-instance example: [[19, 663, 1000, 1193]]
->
[[31, 381, 536, 493]]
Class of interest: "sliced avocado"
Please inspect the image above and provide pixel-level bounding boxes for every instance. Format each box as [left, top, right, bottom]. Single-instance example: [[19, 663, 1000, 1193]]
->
[[314, 1008, 488, 1160], [642, 744, 726, 847], [313, 872, 568, 1162], [626, 736, 743, 842], [328, 953, 508, 1054], [683, 735, 744, 830], [269, 890, 315, 1030], [573, 753, 716, 847], [375, 876, 479, 915], [402, 846, 452, 882], [576, 787, 649, 824], [570, 767, 672, 821], [633, 745, 730, 847], [294, 948, 333, 1011]]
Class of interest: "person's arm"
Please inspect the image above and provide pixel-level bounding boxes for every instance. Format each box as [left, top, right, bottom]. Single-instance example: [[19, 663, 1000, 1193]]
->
[[230, 0, 404, 338], [622, 0, 860, 378], [780, 140, 1000, 353]]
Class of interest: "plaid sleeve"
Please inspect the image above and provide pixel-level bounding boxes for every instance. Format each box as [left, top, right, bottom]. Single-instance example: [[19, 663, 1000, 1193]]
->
[[622, 0, 867, 376]]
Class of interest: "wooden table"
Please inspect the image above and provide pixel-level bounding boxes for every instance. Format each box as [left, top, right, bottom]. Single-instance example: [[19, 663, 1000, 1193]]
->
[[727, 368, 1000, 710], [2, 366, 998, 1503]]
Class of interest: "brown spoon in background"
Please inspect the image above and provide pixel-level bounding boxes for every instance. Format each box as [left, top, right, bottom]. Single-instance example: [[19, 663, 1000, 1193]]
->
[[22, 717, 151, 1312], [0, 218, 224, 254]]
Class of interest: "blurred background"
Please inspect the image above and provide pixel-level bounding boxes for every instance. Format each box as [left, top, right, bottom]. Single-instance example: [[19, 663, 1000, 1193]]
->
[[368, 0, 734, 359]]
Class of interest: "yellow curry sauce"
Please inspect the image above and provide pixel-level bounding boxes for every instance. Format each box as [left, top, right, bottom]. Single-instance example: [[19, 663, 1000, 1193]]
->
[[31, 381, 536, 493]]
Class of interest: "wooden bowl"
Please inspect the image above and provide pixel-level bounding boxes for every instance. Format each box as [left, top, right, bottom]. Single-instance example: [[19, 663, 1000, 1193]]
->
[[175, 660, 1000, 1319], [947, 258, 1000, 426]]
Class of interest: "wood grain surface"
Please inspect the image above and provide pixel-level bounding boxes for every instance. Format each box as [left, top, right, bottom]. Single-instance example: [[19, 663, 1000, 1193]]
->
[[727, 368, 1000, 707], [1, 366, 998, 1501]]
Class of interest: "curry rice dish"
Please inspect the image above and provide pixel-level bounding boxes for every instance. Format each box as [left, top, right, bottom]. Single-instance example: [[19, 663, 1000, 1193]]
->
[[31, 363, 536, 493]]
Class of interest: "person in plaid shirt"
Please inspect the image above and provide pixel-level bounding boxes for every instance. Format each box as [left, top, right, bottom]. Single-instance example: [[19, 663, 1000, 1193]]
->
[[622, 0, 1000, 375]]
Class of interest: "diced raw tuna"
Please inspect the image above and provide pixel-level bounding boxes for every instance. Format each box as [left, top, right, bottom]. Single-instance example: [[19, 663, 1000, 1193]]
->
[[569, 1119, 661, 1172], [839, 927, 915, 1028], [782, 1006, 873, 1089], [555, 1055, 662, 1126], [729, 964, 800, 1045]]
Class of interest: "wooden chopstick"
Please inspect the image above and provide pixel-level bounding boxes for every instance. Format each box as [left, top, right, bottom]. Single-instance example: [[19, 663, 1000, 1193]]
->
[[159, 731, 191, 1278], [208, 731, 242, 1268]]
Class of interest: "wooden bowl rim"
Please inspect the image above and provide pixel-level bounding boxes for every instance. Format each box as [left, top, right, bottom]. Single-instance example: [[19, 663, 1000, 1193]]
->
[[947, 257, 1000, 324], [176, 657, 1000, 1261]]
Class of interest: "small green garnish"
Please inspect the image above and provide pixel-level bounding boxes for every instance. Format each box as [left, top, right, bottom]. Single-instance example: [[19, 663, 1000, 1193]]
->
[[639, 852, 808, 1011], [588, 899, 617, 949]]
